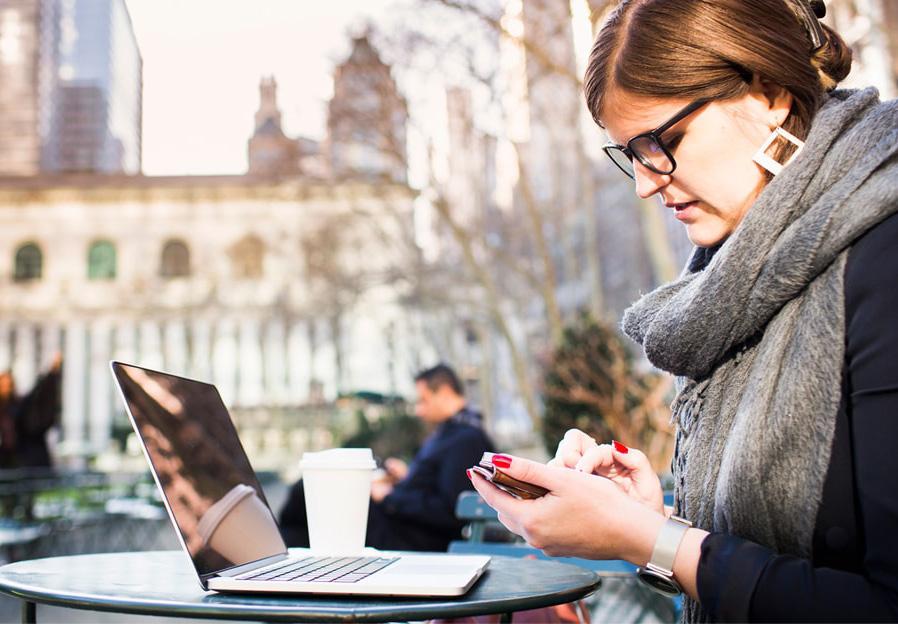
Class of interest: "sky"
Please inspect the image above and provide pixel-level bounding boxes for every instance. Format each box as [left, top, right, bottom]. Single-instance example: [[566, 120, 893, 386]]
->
[[124, 0, 398, 176]]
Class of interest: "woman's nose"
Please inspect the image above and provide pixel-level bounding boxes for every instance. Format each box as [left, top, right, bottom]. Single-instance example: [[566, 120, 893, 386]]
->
[[633, 161, 670, 199]]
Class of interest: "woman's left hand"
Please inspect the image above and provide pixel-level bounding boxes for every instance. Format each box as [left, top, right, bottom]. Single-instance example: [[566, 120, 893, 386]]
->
[[469, 454, 664, 563]]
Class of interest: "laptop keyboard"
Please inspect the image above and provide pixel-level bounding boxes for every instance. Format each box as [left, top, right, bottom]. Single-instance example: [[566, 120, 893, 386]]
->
[[239, 556, 400, 584]]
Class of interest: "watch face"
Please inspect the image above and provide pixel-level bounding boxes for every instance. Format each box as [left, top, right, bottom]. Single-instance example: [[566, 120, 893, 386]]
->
[[636, 567, 682, 597]]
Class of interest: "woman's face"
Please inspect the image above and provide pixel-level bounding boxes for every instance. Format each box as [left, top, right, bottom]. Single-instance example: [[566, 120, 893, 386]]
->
[[601, 82, 792, 248]]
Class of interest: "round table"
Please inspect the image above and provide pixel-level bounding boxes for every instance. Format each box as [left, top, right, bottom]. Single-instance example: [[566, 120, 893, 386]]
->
[[0, 551, 601, 623]]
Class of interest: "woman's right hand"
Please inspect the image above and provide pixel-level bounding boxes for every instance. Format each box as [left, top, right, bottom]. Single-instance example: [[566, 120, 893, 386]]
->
[[547, 428, 600, 469], [548, 429, 664, 515]]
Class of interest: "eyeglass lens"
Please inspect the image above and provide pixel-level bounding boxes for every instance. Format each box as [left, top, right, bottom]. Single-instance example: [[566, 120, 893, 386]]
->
[[630, 136, 673, 174], [606, 147, 635, 178]]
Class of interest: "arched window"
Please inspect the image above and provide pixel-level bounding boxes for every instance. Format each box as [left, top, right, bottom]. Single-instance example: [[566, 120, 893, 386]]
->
[[87, 240, 116, 280], [229, 234, 265, 279], [14, 243, 43, 282], [160, 239, 190, 278]]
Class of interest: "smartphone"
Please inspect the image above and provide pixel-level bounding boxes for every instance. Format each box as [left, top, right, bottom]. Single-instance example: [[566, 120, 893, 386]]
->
[[470, 452, 549, 499]]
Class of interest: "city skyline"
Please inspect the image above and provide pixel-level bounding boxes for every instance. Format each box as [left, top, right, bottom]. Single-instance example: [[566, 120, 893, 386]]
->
[[124, 0, 397, 176]]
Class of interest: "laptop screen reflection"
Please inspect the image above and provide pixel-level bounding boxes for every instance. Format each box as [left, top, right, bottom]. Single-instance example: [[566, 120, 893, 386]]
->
[[112, 363, 286, 576]]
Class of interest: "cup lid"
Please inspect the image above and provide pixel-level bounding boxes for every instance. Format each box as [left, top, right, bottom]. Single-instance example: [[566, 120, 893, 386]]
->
[[300, 448, 376, 470]]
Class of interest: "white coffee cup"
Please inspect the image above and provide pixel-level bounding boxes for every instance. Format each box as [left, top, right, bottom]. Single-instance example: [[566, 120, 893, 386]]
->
[[300, 448, 376, 555], [197, 483, 285, 562]]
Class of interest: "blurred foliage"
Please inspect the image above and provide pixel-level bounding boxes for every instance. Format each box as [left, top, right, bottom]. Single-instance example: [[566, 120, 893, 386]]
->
[[541, 313, 675, 470], [340, 401, 424, 463]]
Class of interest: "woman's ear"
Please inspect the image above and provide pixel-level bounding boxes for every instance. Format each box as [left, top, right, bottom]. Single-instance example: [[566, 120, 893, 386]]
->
[[750, 74, 793, 127]]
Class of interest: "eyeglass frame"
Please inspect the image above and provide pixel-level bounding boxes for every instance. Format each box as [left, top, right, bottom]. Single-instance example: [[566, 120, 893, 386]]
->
[[601, 98, 711, 180]]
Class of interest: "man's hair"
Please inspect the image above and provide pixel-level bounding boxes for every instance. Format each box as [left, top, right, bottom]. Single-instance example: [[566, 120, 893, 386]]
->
[[414, 363, 464, 396]]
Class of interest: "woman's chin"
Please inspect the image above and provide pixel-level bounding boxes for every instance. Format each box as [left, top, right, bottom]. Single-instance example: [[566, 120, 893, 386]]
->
[[685, 223, 729, 249]]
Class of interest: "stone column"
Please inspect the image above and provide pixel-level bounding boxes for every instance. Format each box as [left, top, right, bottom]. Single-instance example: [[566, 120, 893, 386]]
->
[[213, 318, 238, 407], [39, 323, 62, 371], [313, 319, 337, 401], [138, 320, 164, 370], [113, 321, 138, 364], [190, 318, 212, 382], [164, 319, 188, 375], [88, 320, 113, 453], [62, 320, 88, 457], [287, 320, 310, 404], [12, 324, 37, 392], [264, 317, 287, 405], [238, 318, 263, 407], [0, 321, 10, 371]]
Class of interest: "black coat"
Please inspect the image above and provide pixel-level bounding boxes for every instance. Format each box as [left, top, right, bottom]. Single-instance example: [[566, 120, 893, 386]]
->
[[697, 212, 898, 620], [14, 367, 62, 468]]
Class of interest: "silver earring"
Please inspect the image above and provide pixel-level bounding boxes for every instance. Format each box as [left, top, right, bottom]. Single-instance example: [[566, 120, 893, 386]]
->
[[752, 126, 805, 176]]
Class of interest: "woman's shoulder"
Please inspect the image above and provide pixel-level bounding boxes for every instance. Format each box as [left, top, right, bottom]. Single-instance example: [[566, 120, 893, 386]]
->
[[846, 211, 898, 282], [845, 211, 898, 335]]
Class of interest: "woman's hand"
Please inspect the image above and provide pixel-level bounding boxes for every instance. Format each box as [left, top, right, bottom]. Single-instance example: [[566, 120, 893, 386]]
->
[[547, 428, 599, 469], [573, 441, 665, 515], [548, 429, 665, 515], [469, 454, 664, 564]]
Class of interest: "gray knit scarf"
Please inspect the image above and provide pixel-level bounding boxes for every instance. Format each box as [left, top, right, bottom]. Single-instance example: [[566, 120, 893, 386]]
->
[[621, 88, 898, 622]]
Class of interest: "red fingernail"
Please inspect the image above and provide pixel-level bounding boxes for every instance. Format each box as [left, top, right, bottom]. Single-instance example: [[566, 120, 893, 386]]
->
[[612, 440, 629, 454], [466, 469, 473, 480], [492, 454, 512, 468]]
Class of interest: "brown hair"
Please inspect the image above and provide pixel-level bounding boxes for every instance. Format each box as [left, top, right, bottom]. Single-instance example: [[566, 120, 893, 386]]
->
[[415, 363, 464, 396], [584, 0, 852, 151]]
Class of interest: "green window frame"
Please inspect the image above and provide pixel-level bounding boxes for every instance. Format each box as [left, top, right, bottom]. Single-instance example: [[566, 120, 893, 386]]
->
[[88, 240, 117, 280]]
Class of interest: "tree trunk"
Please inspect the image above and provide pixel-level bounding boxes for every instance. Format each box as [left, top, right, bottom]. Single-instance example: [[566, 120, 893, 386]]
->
[[432, 195, 543, 435]]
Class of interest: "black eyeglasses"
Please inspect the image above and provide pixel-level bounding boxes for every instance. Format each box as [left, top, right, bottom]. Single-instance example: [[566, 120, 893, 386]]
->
[[602, 99, 710, 180]]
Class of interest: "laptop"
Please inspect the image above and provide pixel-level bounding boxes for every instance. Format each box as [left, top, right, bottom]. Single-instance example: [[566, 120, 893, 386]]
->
[[110, 361, 490, 596]]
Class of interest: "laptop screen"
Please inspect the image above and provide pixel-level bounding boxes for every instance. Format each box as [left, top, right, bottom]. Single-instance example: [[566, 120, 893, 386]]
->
[[111, 362, 287, 577]]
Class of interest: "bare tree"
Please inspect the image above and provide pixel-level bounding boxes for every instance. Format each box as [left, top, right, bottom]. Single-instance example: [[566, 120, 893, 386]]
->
[[317, 2, 679, 442]]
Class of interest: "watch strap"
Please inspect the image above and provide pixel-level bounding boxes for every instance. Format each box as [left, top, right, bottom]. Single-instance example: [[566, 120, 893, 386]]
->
[[648, 515, 692, 573]]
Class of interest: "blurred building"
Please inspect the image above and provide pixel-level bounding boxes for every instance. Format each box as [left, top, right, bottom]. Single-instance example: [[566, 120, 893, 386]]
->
[[0, 0, 45, 174], [247, 33, 408, 184], [0, 174, 417, 463], [0, 31, 421, 465], [0, 0, 142, 176], [325, 33, 408, 184], [247, 76, 324, 178]]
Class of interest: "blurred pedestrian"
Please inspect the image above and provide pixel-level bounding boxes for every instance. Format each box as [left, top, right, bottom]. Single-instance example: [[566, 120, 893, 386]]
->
[[0, 371, 18, 469], [14, 353, 63, 468]]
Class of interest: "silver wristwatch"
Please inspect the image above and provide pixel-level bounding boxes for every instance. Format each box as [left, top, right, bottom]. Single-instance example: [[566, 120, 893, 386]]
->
[[636, 515, 692, 596]]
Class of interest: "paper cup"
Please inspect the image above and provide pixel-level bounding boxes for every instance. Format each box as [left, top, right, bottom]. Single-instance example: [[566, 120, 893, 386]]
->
[[197, 483, 285, 562], [300, 448, 376, 555]]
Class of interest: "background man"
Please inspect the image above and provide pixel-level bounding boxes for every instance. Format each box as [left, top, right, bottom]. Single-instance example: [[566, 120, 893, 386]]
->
[[279, 363, 495, 551]]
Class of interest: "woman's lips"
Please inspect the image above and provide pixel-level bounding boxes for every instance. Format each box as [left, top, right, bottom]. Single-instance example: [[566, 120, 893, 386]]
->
[[670, 201, 698, 220]]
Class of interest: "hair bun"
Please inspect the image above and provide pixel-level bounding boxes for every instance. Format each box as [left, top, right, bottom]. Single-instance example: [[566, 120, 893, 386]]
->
[[812, 23, 852, 90]]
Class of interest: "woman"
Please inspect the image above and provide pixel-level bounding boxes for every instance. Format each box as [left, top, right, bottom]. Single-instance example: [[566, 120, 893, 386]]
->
[[469, 0, 898, 620]]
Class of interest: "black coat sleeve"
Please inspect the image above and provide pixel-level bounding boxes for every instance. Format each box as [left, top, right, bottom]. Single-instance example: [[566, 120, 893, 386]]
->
[[697, 213, 898, 621]]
